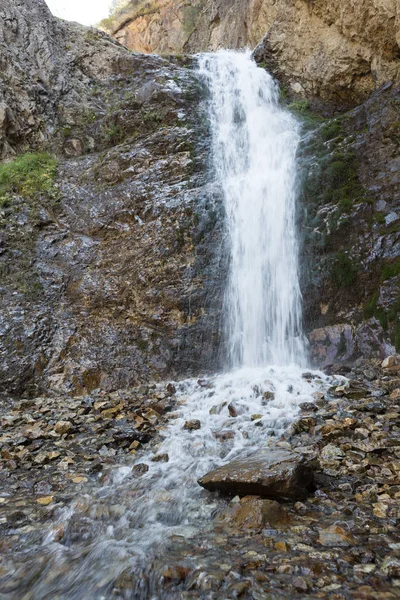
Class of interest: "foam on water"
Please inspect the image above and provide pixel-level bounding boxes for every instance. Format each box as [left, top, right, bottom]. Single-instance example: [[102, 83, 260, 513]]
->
[[22, 50, 335, 598], [198, 50, 305, 367]]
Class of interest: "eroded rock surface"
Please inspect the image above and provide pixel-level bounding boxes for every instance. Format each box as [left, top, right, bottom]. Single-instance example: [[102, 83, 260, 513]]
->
[[0, 0, 224, 396], [105, 0, 400, 106], [198, 449, 315, 501], [297, 82, 400, 364]]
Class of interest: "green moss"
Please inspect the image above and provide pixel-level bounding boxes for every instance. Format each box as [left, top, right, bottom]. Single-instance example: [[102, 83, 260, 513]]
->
[[363, 291, 379, 319], [106, 124, 123, 143], [0, 153, 58, 204], [331, 252, 358, 288], [320, 121, 342, 141], [338, 196, 353, 213], [62, 125, 72, 137], [375, 212, 386, 224], [382, 258, 400, 281], [364, 290, 400, 344], [136, 338, 149, 352], [288, 100, 310, 114], [395, 322, 400, 352], [143, 110, 163, 124]]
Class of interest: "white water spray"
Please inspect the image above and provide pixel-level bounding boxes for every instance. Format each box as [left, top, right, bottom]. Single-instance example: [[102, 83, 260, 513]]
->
[[18, 52, 336, 598], [199, 50, 305, 367]]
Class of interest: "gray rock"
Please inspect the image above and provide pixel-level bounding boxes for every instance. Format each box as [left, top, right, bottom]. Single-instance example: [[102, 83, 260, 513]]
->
[[198, 449, 314, 500]]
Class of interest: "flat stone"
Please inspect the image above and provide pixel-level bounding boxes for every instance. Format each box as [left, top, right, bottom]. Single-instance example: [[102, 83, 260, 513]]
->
[[36, 496, 54, 506], [198, 449, 314, 501]]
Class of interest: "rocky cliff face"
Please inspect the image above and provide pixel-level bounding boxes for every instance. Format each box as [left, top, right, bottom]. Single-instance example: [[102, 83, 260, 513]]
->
[[296, 82, 400, 365], [107, 0, 400, 107], [0, 0, 225, 396], [103, 0, 400, 367]]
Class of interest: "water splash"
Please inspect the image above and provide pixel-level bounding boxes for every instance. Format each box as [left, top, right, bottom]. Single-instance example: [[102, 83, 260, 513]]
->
[[5, 51, 333, 599], [199, 50, 305, 367]]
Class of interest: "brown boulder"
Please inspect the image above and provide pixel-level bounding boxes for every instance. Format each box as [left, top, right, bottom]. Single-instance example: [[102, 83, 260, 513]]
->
[[222, 495, 289, 530], [198, 449, 314, 501]]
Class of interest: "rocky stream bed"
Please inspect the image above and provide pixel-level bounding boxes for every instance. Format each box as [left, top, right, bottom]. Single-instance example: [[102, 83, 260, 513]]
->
[[1, 356, 400, 599]]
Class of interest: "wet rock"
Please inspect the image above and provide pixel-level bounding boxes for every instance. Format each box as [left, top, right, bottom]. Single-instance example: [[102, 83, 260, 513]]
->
[[299, 402, 318, 413], [161, 565, 191, 583], [318, 525, 355, 547], [228, 402, 243, 417], [132, 463, 149, 476], [183, 420, 201, 431], [263, 391, 275, 402], [198, 449, 314, 501], [251, 414, 263, 421], [166, 383, 176, 396], [210, 402, 227, 415], [214, 430, 235, 442], [222, 495, 289, 530], [151, 453, 169, 462]]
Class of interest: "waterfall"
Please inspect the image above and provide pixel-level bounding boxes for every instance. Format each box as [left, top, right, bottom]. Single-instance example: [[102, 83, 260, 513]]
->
[[13, 51, 333, 599], [199, 50, 306, 367]]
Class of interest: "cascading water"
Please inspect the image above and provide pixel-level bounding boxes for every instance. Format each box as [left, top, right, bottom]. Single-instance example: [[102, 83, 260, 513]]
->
[[6, 51, 334, 599], [199, 50, 306, 368]]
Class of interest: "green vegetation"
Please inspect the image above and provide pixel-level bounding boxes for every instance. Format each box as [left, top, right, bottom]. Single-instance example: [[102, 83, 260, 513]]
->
[[363, 289, 400, 349], [395, 322, 400, 352], [381, 258, 400, 281], [331, 252, 358, 288], [143, 110, 163, 124], [303, 148, 366, 218], [99, 0, 159, 32], [0, 153, 58, 206], [320, 121, 342, 142], [106, 124, 123, 143], [288, 100, 310, 114]]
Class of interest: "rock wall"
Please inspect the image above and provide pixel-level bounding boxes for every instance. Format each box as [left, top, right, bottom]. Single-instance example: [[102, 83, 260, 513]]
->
[[107, 0, 400, 106], [102, 0, 205, 55], [296, 81, 400, 365], [0, 0, 225, 396]]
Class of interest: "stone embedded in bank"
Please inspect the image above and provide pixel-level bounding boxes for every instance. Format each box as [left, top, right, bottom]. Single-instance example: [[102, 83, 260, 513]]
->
[[198, 449, 315, 501], [382, 355, 400, 373], [220, 495, 289, 530]]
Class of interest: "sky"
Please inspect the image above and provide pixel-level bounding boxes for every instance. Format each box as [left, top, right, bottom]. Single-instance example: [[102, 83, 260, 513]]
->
[[45, 0, 112, 26]]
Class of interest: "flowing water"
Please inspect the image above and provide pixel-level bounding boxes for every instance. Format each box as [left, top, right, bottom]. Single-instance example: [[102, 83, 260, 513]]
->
[[4, 51, 333, 598], [200, 51, 305, 367]]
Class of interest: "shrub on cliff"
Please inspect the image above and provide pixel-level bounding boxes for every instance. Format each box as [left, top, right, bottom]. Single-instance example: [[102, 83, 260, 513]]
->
[[0, 152, 58, 207]]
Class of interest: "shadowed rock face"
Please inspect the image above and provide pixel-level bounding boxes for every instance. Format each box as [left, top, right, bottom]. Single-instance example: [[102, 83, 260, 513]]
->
[[0, 0, 226, 396], [198, 450, 315, 501], [298, 83, 400, 364]]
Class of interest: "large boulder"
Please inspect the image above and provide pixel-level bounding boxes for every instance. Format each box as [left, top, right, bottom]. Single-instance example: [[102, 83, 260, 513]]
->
[[198, 449, 314, 501]]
